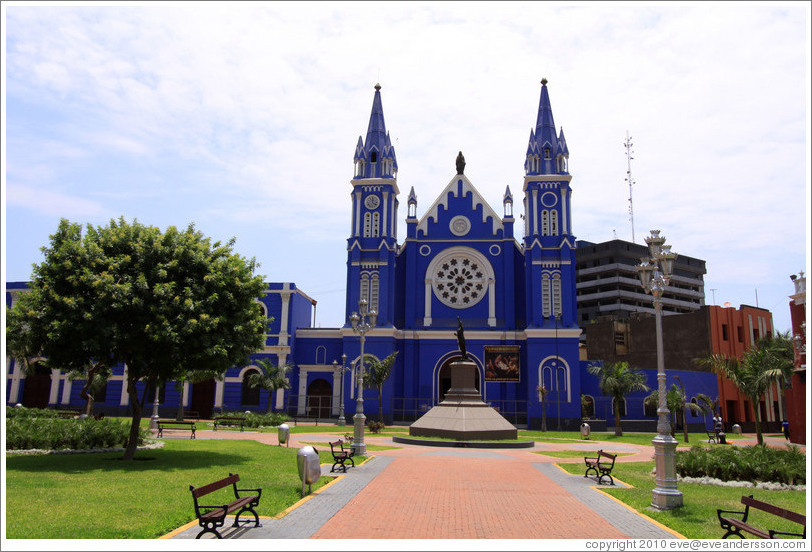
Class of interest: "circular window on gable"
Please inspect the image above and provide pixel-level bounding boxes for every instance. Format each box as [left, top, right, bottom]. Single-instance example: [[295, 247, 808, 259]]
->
[[430, 249, 491, 309], [449, 215, 471, 236]]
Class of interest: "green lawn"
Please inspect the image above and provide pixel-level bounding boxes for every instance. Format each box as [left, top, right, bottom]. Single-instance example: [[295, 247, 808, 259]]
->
[[5, 439, 335, 539], [557, 461, 806, 539]]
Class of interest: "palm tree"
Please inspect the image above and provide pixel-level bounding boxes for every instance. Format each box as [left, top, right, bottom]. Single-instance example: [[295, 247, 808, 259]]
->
[[696, 393, 720, 431], [644, 380, 707, 442], [247, 359, 293, 413], [587, 361, 650, 436], [364, 352, 398, 423], [537, 384, 549, 431], [699, 333, 795, 445]]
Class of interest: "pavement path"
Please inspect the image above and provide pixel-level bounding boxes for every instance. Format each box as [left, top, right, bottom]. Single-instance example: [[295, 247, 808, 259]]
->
[[165, 428, 687, 540]]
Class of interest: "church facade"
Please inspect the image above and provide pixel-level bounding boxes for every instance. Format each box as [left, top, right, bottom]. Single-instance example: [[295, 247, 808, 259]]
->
[[289, 79, 583, 429]]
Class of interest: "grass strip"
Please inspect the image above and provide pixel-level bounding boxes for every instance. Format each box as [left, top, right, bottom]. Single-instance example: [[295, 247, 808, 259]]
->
[[5, 439, 332, 539], [556, 461, 806, 539]]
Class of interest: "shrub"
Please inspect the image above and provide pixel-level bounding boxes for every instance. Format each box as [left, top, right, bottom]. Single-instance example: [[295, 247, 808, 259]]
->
[[5, 406, 63, 420], [214, 410, 289, 428], [6, 416, 146, 451], [676, 444, 805, 485], [367, 420, 385, 434]]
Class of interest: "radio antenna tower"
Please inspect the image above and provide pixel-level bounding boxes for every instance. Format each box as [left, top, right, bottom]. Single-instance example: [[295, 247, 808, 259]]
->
[[624, 130, 636, 243]]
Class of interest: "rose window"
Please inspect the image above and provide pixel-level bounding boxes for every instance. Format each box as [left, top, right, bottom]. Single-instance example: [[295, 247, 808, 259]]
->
[[432, 254, 488, 308]]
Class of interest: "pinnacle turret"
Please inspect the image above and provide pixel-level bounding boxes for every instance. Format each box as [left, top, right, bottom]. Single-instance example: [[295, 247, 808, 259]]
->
[[353, 83, 398, 179], [525, 78, 569, 176]]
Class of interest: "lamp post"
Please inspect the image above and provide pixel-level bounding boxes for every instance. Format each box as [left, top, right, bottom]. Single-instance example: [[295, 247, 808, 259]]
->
[[555, 311, 562, 431], [637, 229, 683, 510], [149, 381, 160, 430], [333, 354, 348, 426], [350, 299, 376, 455]]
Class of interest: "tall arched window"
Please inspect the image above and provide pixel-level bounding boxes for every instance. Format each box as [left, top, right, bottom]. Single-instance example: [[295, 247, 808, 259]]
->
[[542, 273, 551, 317], [360, 274, 370, 305], [612, 397, 627, 417], [541, 210, 550, 236], [551, 210, 559, 236], [372, 212, 380, 237], [242, 369, 260, 407], [582, 395, 595, 418], [370, 274, 380, 313], [552, 274, 562, 317], [363, 212, 372, 237]]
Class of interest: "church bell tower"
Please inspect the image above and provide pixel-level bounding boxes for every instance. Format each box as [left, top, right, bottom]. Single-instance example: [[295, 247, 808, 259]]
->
[[346, 84, 399, 327]]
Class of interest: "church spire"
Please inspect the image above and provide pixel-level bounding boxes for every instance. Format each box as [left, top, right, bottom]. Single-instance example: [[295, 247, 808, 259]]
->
[[353, 83, 398, 179], [525, 78, 568, 176]]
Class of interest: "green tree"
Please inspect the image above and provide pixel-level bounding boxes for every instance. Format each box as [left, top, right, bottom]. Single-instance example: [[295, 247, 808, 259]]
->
[[364, 352, 398, 423], [587, 361, 650, 436], [5, 218, 267, 460], [644, 379, 707, 442], [247, 358, 293, 413], [699, 333, 795, 445]]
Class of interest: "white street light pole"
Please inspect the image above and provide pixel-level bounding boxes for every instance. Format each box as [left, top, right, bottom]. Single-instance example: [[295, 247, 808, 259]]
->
[[350, 299, 376, 455], [637, 229, 683, 510], [149, 382, 160, 430]]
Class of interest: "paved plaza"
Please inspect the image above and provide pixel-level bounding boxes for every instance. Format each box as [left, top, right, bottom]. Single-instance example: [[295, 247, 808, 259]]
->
[[164, 428, 697, 540]]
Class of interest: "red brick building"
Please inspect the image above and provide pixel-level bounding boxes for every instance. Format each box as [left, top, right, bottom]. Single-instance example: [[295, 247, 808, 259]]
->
[[784, 272, 806, 445]]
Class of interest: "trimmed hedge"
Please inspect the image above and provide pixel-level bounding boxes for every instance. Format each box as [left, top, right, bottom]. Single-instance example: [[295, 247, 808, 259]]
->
[[213, 410, 289, 428], [676, 444, 806, 486], [6, 407, 146, 451]]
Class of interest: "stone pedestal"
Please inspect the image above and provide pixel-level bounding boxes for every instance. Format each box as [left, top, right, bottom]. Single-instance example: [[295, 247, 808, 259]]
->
[[409, 360, 518, 440]]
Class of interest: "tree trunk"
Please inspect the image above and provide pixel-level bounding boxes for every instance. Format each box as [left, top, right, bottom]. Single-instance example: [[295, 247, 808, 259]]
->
[[378, 387, 385, 423], [267, 387, 274, 414], [682, 405, 690, 443], [176, 380, 185, 421], [122, 375, 143, 461], [541, 397, 547, 432], [613, 400, 622, 436], [753, 395, 764, 445]]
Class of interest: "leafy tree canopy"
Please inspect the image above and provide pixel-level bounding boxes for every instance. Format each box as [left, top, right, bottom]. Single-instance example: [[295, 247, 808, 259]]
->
[[6, 217, 268, 459]]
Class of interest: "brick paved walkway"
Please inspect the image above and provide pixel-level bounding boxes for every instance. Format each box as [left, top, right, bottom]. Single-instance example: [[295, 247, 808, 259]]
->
[[166, 428, 682, 540]]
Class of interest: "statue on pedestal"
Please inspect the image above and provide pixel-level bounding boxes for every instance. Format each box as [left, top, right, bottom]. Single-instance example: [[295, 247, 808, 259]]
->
[[455, 316, 468, 360]]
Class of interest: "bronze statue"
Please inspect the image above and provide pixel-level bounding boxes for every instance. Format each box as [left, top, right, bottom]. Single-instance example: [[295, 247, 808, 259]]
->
[[455, 316, 468, 360], [456, 151, 465, 175]]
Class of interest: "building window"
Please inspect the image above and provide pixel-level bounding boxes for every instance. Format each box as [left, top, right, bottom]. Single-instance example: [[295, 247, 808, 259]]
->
[[363, 212, 372, 237], [242, 369, 260, 406], [360, 274, 370, 305], [370, 274, 380, 313], [644, 398, 657, 417], [372, 212, 380, 237], [552, 274, 562, 317], [737, 326, 744, 343], [544, 148, 551, 160], [542, 274, 551, 317], [541, 210, 549, 236], [581, 395, 595, 418], [722, 324, 729, 341], [551, 210, 559, 236], [612, 397, 627, 417]]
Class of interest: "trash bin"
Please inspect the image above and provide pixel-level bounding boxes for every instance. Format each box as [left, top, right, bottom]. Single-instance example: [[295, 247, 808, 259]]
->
[[718, 432, 727, 445], [732, 424, 741, 435], [580, 422, 591, 440], [297, 445, 321, 497], [278, 423, 290, 447]]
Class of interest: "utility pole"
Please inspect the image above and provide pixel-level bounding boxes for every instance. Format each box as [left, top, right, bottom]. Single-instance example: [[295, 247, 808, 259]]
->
[[624, 131, 636, 243]]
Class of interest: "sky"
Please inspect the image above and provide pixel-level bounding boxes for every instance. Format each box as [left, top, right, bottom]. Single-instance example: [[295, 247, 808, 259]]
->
[[2, 1, 810, 337]]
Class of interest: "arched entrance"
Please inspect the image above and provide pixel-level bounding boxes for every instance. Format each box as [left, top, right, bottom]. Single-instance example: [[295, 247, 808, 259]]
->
[[190, 378, 215, 419], [21, 364, 52, 409], [438, 356, 480, 403], [307, 378, 332, 419]]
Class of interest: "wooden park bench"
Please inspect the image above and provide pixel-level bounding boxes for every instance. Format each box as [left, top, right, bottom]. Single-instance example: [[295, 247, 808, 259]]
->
[[213, 417, 246, 432], [584, 449, 617, 485], [717, 495, 806, 539], [157, 420, 196, 439], [189, 473, 262, 539], [329, 439, 355, 473]]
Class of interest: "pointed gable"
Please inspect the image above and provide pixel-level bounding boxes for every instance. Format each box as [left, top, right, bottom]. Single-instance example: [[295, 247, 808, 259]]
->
[[415, 174, 504, 237]]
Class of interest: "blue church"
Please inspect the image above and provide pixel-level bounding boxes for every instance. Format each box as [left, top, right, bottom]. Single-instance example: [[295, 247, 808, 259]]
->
[[9, 80, 658, 431]]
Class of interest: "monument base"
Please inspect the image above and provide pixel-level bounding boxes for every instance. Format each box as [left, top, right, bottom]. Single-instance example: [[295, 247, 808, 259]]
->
[[409, 360, 518, 441]]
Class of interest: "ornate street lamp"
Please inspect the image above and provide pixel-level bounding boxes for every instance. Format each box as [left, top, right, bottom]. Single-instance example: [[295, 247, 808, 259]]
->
[[350, 299, 377, 455], [637, 229, 683, 510], [333, 353, 349, 426]]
